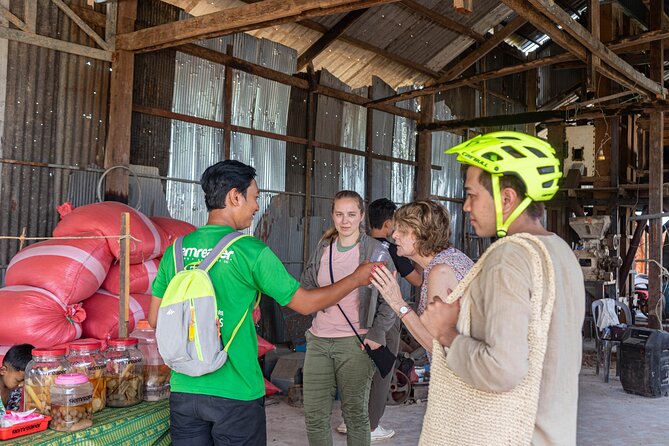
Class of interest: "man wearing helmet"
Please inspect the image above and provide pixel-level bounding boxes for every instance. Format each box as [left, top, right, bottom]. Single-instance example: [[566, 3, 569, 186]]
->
[[420, 132, 585, 444]]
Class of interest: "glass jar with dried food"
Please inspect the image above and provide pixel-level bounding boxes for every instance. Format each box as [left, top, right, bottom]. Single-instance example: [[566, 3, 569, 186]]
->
[[67, 341, 106, 412], [49, 373, 93, 432], [104, 338, 144, 407], [130, 320, 171, 401], [23, 348, 71, 415]]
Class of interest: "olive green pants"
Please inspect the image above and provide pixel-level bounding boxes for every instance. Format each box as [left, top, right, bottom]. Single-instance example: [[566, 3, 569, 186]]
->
[[303, 331, 375, 446]]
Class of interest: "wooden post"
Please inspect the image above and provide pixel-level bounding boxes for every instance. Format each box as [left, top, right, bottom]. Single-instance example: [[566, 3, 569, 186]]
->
[[415, 94, 433, 200], [587, 0, 600, 91], [119, 213, 130, 338], [526, 54, 537, 135], [303, 66, 316, 266], [365, 86, 373, 204], [223, 44, 234, 160], [103, 0, 136, 202], [648, 0, 664, 328]]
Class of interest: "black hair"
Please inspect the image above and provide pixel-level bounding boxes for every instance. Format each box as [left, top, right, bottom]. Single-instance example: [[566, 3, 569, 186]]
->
[[368, 198, 397, 230], [200, 160, 257, 211], [3, 344, 34, 371]]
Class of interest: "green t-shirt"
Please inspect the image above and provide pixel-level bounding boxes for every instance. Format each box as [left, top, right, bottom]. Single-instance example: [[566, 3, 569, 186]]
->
[[152, 225, 300, 401]]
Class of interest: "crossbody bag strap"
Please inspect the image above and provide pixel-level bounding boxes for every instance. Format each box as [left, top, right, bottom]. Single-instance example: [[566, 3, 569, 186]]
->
[[328, 239, 366, 346], [224, 291, 261, 352]]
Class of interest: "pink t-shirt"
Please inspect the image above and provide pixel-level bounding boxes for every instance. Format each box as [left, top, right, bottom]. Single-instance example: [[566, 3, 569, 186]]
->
[[309, 243, 368, 338]]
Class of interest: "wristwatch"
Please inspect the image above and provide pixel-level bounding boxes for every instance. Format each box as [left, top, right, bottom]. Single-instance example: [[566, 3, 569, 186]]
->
[[398, 305, 412, 319]]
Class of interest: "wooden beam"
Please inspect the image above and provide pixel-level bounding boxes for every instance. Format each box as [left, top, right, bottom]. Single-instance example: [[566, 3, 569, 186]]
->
[[587, 0, 600, 91], [105, 0, 117, 48], [435, 14, 526, 83], [117, 0, 400, 52], [296, 8, 368, 71], [103, 0, 136, 202], [454, 0, 473, 15], [526, 0, 665, 98], [23, 0, 36, 31], [648, 0, 664, 329], [0, 26, 112, 60], [0, 4, 27, 31], [400, 0, 485, 43], [416, 95, 432, 200], [51, 0, 109, 50], [223, 44, 233, 160], [419, 102, 669, 132]]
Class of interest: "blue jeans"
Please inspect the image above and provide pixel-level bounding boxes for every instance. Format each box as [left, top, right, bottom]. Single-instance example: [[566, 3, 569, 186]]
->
[[170, 392, 266, 446]]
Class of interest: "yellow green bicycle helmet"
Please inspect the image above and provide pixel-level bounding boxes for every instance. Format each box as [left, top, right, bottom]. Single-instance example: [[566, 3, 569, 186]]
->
[[446, 131, 561, 237]]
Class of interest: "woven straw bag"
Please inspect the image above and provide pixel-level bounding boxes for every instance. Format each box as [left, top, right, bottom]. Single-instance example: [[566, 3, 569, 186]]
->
[[419, 233, 556, 446]]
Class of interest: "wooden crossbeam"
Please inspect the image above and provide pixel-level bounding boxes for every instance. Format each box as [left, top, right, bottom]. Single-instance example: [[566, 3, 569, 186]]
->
[[296, 8, 368, 71], [51, 0, 109, 50], [527, 0, 665, 98], [0, 26, 112, 60], [436, 15, 526, 83], [400, 0, 485, 43], [0, 4, 28, 31], [117, 0, 400, 52]]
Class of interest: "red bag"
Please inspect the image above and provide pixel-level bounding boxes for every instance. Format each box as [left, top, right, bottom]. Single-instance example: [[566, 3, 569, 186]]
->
[[257, 335, 275, 358], [150, 216, 196, 252], [54, 202, 167, 264], [81, 291, 152, 340], [264, 378, 281, 396], [5, 236, 114, 304], [0, 286, 85, 348], [101, 258, 161, 295]]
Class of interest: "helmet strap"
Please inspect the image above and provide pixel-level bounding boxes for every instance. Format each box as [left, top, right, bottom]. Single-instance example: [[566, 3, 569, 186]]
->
[[492, 175, 533, 237]]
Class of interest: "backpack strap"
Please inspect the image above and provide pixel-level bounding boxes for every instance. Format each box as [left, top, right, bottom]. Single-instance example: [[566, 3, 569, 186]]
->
[[224, 292, 261, 352], [198, 231, 249, 272], [173, 236, 185, 272]]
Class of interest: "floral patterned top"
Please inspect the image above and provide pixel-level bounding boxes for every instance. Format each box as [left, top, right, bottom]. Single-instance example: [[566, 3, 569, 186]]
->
[[418, 247, 474, 315], [0, 389, 21, 415]]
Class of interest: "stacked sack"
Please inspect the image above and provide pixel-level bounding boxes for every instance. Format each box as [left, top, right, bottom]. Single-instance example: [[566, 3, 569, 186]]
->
[[0, 201, 195, 347]]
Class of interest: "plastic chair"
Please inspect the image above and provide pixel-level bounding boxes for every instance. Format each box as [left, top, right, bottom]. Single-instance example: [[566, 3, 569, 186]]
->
[[592, 299, 632, 383]]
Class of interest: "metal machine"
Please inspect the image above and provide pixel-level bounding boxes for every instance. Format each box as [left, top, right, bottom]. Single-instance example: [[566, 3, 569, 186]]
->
[[569, 216, 621, 282]]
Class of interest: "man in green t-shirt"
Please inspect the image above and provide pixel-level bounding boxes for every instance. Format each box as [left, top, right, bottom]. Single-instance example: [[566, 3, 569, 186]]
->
[[148, 160, 375, 446]]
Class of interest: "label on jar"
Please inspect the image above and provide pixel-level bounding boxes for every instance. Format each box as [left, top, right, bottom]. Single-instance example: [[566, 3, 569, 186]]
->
[[41, 369, 68, 376], [67, 395, 92, 405], [87, 365, 105, 372], [128, 358, 142, 365]]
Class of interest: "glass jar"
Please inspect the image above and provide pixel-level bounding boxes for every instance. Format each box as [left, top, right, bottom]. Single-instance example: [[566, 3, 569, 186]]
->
[[23, 348, 71, 415], [49, 373, 93, 432], [67, 341, 106, 412], [130, 320, 171, 401], [104, 338, 144, 407]]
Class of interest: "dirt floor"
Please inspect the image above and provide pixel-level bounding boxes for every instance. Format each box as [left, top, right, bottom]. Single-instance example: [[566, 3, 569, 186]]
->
[[266, 366, 669, 445]]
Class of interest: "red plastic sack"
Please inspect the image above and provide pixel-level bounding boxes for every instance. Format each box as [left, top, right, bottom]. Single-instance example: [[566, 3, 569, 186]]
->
[[101, 258, 161, 295], [81, 291, 152, 340], [0, 286, 85, 348], [150, 217, 196, 252], [54, 202, 167, 264], [264, 378, 280, 396], [5, 236, 114, 304], [257, 336, 275, 358]]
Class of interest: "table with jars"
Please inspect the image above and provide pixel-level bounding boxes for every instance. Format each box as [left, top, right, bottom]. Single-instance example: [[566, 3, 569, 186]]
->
[[12, 329, 172, 445]]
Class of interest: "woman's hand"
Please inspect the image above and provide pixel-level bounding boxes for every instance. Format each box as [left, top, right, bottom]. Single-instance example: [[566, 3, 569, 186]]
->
[[363, 338, 382, 351], [351, 261, 382, 287], [370, 264, 404, 313]]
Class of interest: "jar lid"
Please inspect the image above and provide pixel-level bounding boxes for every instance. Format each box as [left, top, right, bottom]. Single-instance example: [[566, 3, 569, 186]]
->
[[32, 348, 67, 356], [108, 337, 139, 347], [55, 373, 89, 385], [69, 341, 101, 351], [135, 320, 152, 330]]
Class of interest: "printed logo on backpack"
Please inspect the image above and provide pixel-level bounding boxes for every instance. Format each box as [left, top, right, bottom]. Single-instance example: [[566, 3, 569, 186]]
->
[[156, 232, 259, 377]]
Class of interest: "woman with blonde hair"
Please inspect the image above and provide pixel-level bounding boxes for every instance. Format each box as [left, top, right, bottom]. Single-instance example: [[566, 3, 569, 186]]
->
[[371, 200, 473, 353], [300, 190, 396, 446]]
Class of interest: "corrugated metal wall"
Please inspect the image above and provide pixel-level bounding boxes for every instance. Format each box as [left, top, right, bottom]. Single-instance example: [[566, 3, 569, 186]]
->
[[0, 0, 110, 283]]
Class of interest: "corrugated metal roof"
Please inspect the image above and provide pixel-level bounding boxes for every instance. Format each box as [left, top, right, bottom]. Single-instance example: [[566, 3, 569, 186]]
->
[[163, 0, 517, 88]]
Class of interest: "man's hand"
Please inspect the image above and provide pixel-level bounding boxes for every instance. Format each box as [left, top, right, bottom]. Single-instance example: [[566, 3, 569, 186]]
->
[[351, 261, 383, 287], [363, 338, 382, 351], [420, 295, 460, 348]]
